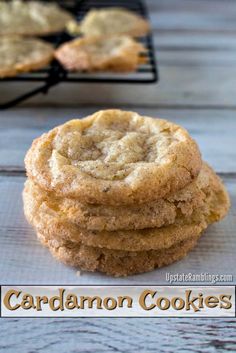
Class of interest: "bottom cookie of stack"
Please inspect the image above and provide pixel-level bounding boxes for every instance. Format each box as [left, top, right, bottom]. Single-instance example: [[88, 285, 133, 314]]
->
[[37, 232, 200, 277]]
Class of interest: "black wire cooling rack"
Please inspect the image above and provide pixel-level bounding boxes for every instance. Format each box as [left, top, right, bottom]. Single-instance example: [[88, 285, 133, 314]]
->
[[0, 0, 158, 109]]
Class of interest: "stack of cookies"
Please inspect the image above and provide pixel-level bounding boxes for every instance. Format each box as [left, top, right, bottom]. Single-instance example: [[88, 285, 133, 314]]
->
[[23, 110, 230, 276]]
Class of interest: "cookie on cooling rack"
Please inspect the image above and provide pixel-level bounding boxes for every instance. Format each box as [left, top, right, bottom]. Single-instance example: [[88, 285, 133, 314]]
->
[[0, 0, 74, 36], [0, 36, 54, 78], [79, 7, 150, 37], [24, 110, 202, 205], [55, 35, 147, 72]]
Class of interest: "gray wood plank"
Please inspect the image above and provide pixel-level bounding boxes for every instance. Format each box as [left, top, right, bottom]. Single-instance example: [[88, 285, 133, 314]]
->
[[0, 108, 235, 173], [157, 50, 236, 67], [154, 32, 236, 50], [0, 60, 230, 106], [1, 63, 236, 107], [0, 317, 236, 353], [0, 174, 235, 285], [149, 0, 236, 33]]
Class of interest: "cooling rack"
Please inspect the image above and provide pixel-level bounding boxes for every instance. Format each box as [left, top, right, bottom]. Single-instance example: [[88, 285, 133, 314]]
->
[[0, 0, 158, 109]]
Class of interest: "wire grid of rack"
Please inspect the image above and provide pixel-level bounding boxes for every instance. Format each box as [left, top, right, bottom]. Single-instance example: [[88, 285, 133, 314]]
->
[[0, 0, 158, 109]]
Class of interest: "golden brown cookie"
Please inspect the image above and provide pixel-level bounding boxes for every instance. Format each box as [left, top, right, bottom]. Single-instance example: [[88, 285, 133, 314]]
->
[[0, 0, 74, 36], [23, 163, 230, 252], [55, 35, 147, 72], [25, 110, 202, 205], [79, 7, 150, 37], [0, 36, 54, 78], [37, 231, 200, 277], [24, 163, 214, 231]]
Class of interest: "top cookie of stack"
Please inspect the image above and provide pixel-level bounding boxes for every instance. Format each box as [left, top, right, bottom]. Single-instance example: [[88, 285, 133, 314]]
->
[[23, 110, 230, 276], [25, 109, 201, 205]]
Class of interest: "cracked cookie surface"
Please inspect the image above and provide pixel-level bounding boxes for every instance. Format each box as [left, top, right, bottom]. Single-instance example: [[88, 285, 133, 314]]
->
[[25, 110, 202, 205]]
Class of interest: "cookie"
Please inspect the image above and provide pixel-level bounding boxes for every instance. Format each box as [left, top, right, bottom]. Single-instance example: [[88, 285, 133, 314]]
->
[[79, 7, 150, 37], [23, 164, 230, 252], [55, 35, 147, 72], [37, 231, 200, 277], [0, 0, 74, 36], [0, 36, 54, 78], [24, 163, 214, 231], [25, 110, 202, 205]]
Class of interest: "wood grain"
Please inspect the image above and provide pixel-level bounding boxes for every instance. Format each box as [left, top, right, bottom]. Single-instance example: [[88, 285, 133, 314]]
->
[[1, 318, 236, 353]]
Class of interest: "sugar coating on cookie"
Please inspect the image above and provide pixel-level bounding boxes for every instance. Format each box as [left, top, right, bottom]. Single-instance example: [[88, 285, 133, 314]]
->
[[55, 35, 147, 72], [0, 36, 54, 78], [80, 7, 150, 37], [25, 110, 202, 205]]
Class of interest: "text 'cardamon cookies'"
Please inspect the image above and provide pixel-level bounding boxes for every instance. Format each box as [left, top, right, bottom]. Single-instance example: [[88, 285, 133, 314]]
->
[[23, 110, 230, 277]]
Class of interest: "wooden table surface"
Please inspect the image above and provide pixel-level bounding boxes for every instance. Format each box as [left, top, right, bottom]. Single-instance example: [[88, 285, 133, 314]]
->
[[1, 0, 236, 352]]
